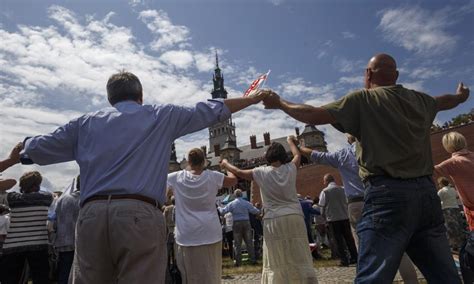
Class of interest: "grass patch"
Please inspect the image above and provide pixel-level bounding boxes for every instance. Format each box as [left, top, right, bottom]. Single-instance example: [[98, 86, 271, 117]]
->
[[222, 248, 340, 276]]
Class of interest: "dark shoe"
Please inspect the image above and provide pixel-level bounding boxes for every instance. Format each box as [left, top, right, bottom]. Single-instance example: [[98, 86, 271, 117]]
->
[[339, 262, 349, 267], [349, 258, 357, 265]]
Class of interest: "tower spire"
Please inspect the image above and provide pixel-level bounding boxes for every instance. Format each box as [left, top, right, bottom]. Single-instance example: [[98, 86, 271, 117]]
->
[[215, 50, 219, 69]]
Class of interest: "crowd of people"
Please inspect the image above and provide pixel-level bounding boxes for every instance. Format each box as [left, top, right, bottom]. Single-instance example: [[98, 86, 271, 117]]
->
[[0, 53, 472, 284]]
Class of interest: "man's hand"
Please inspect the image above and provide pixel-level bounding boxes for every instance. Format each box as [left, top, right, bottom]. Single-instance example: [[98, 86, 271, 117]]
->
[[456, 82, 470, 103], [247, 89, 271, 104], [9, 142, 23, 164], [262, 91, 282, 109], [435, 82, 470, 112], [0, 179, 17, 191]]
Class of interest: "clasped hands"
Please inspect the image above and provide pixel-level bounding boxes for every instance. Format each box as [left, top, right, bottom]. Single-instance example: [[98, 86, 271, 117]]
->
[[247, 89, 282, 109]]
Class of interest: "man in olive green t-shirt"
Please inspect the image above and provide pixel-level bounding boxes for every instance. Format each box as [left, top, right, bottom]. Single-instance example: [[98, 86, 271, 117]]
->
[[261, 53, 469, 283]]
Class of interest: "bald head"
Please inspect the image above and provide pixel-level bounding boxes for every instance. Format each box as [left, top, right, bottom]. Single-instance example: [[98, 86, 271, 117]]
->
[[365, 53, 399, 89]]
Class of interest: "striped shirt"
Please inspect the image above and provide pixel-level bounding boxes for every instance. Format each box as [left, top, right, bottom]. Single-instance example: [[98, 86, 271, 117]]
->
[[3, 191, 53, 254]]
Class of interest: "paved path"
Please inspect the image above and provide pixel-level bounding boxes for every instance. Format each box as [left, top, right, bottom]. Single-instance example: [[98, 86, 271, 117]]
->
[[222, 266, 425, 283]]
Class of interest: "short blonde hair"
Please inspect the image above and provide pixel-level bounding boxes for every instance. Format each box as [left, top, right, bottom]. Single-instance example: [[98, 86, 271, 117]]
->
[[442, 131, 467, 153]]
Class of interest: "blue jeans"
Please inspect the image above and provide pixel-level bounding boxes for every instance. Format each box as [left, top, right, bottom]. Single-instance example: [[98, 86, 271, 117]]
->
[[355, 176, 461, 284]]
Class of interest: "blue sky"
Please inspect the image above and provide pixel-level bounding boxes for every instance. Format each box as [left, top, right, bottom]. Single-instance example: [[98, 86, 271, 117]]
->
[[1, 0, 473, 190]]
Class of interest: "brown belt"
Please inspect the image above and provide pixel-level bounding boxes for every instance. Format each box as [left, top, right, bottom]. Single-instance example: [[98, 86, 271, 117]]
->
[[82, 194, 162, 209]]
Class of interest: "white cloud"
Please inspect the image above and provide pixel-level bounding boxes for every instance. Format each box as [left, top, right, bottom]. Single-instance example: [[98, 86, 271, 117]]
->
[[138, 9, 190, 51], [400, 80, 425, 91], [332, 57, 364, 73], [267, 0, 285, 6], [194, 52, 215, 73], [233, 66, 260, 86], [378, 6, 458, 55], [341, 31, 356, 39], [317, 50, 327, 59], [338, 75, 363, 86], [160, 50, 194, 69], [279, 78, 334, 98], [409, 67, 443, 80]]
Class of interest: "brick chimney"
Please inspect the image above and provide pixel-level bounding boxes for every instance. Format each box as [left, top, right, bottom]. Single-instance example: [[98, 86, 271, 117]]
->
[[250, 135, 257, 149], [200, 145, 207, 155], [263, 132, 271, 146], [214, 144, 220, 156], [295, 127, 300, 136]]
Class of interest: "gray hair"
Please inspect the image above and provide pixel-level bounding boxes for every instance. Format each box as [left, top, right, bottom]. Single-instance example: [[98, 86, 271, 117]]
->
[[234, 189, 242, 197]]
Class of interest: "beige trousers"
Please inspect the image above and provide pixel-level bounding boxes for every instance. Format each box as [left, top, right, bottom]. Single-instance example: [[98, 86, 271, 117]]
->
[[349, 201, 419, 284], [71, 199, 167, 284], [176, 241, 222, 284]]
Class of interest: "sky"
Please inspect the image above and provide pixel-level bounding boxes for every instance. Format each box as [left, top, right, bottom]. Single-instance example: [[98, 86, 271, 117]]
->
[[1, 0, 473, 191]]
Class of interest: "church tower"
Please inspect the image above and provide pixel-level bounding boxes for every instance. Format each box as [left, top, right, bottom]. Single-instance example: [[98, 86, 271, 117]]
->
[[208, 52, 236, 155]]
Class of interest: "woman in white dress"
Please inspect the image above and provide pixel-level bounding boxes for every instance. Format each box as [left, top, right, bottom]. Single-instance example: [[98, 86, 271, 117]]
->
[[167, 148, 237, 284], [220, 136, 318, 284]]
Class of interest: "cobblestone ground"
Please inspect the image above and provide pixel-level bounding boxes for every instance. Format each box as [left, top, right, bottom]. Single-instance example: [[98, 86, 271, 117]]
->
[[221, 266, 426, 283]]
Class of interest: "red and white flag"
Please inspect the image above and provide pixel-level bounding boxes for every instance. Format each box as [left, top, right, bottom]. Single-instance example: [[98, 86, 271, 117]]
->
[[243, 70, 271, 97]]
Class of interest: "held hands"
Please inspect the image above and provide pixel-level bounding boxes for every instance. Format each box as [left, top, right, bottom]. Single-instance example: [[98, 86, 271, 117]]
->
[[246, 88, 282, 109], [247, 89, 272, 104], [220, 159, 229, 170], [262, 90, 282, 109], [456, 82, 470, 102]]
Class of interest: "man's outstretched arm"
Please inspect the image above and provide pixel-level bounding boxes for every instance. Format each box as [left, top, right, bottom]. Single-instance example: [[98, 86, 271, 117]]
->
[[435, 82, 470, 112], [224, 89, 270, 113], [263, 92, 336, 125]]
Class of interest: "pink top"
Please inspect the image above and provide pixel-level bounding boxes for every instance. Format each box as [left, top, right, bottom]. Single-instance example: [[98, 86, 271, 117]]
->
[[435, 149, 474, 209]]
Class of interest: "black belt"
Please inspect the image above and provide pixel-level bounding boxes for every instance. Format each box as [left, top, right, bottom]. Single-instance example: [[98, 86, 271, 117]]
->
[[347, 196, 364, 204], [83, 194, 162, 210]]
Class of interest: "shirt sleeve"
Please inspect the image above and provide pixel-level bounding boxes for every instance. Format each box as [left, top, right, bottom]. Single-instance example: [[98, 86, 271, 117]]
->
[[247, 202, 260, 215], [322, 91, 362, 137], [211, 171, 225, 189], [168, 99, 232, 139], [311, 150, 341, 168], [318, 191, 326, 207], [167, 172, 177, 189], [22, 118, 80, 165], [219, 203, 231, 215], [434, 160, 452, 178], [416, 91, 438, 123], [252, 167, 263, 187]]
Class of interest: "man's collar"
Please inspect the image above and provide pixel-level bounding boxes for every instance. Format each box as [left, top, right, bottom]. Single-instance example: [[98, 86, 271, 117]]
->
[[326, 182, 337, 188], [113, 100, 140, 108]]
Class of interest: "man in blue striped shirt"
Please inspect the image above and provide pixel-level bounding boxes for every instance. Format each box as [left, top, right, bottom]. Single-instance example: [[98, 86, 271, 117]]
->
[[19, 71, 269, 283]]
